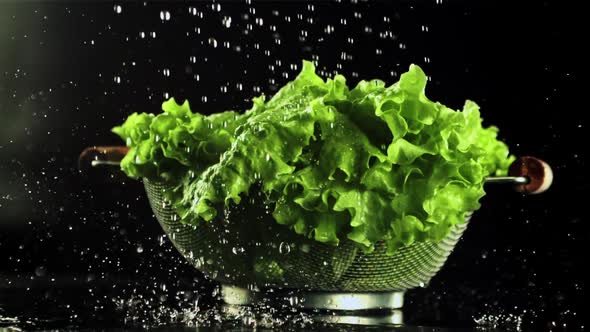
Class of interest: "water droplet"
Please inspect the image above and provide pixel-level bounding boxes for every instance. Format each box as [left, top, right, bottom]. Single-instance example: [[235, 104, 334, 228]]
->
[[208, 37, 217, 48], [136, 245, 144, 253], [160, 10, 171, 21], [232, 247, 245, 255], [279, 242, 291, 254], [113, 76, 121, 84], [289, 296, 300, 306], [162, 68, 170, 77], [150, 31, 157, 38], [195, 256, 205, 268], [113, 5, 122, 14], [35, 266, 47, 277], [222, 16, 232, 28]]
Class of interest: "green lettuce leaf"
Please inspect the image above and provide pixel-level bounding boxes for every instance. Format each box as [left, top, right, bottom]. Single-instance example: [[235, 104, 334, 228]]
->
[[112, 60, 514, 253]]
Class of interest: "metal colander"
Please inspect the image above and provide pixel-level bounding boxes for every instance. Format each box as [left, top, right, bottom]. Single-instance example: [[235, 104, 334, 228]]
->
[[80, 146, 549, 314], [144, 179, 470, 292]]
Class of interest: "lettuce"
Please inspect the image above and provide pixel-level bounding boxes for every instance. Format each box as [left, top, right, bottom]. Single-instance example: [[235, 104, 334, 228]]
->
[[113, 61, 513, 253]]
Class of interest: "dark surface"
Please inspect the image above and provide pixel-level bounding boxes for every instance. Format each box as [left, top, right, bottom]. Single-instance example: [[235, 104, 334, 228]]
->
[[0, 0, 586, 330]]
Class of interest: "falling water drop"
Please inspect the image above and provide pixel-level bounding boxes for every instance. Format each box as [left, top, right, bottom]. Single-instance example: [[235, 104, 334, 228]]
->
[[160, 10, 171, 21], [222, 16, 232, 28], [35, 266, 47, 277], [279, 242, 291, 255]]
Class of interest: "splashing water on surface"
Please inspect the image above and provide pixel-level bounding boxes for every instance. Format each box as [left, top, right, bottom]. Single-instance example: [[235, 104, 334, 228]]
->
[[112, 296, 318, 330], [474, 312, 524, 332]]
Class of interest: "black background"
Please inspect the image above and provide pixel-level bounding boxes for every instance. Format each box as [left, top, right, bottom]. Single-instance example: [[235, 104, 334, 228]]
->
[[0, 0, 586, 330]]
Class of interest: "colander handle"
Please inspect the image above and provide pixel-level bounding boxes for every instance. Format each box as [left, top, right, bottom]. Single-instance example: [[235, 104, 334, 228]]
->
[[484, 156, 552, 194], [78, 146, 129, 170], [505, 156, 553, 194]]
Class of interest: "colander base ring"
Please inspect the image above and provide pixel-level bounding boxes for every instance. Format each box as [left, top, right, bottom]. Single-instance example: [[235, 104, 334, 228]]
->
[[221, 285, 405, 311], [145, 179, 471, 292], [222, 303, 404, 326]]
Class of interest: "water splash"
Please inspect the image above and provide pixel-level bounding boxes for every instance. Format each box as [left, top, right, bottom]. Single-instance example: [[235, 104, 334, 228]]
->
[[112, 294, 318, 329], [474, 312, 524, 332]]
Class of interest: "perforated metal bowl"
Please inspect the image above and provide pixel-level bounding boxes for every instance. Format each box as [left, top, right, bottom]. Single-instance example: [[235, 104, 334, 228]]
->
[[80, 146, 549, 315], [144, 179, 470, 292]]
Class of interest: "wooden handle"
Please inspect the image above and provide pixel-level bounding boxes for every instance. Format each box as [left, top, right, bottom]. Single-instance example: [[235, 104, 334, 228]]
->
[[78, 146, 129, 169], [508, 156, 553, 194]]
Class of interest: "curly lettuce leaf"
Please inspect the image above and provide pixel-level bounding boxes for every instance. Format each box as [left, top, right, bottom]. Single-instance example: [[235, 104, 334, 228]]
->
[[113, 60, 514, 253]]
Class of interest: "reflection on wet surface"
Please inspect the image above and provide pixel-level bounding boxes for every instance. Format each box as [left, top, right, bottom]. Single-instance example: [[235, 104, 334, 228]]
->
[[0, 273, 581, 331]]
